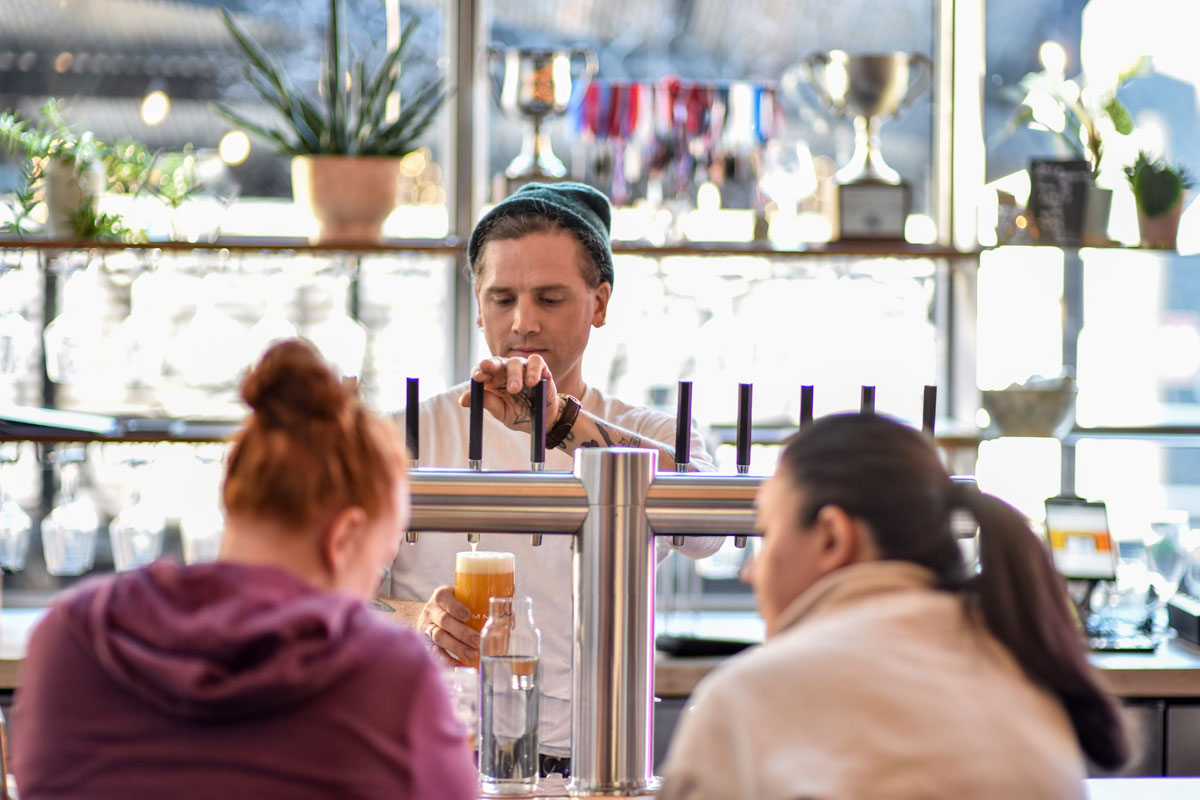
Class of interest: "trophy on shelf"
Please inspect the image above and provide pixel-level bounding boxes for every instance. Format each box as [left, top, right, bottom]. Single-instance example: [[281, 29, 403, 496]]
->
[[490, 46, 598, 192], [789, 50, 932, 240]]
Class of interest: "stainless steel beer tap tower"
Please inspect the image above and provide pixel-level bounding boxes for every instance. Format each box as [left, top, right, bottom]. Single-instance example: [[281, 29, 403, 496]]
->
[[402, 379, 947, 794], [406, 451, 759, 796]]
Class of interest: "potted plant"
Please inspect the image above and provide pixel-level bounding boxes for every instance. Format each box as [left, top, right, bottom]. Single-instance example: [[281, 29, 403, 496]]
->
[[1007, 57, 1146, 246], [1125, 150, 1193, 249], [0, 99, 149, 242], [216, 1, 448, 244]]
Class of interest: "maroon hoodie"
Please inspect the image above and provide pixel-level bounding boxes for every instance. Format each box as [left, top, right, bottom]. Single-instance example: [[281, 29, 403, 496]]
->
[[12, 560, 478, 800]]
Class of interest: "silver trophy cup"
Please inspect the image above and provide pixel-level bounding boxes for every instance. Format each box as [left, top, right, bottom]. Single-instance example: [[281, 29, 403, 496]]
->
[[794, 50, 932, 184], [490, 47, 598, 180]]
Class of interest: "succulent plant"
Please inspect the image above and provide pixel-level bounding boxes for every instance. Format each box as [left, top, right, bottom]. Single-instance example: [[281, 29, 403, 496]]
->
[[1125, 150, 1193, 218], [215, 1, 449, 157]]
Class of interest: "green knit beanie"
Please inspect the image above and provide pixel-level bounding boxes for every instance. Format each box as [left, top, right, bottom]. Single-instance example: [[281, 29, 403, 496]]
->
[[468, 182, 614, 287]]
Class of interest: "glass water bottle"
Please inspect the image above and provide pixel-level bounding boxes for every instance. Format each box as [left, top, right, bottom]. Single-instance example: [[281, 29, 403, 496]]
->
[[478, 595, 541, 795]]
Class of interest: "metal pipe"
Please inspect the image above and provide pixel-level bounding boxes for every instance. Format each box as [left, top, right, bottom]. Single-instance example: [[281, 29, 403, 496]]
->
[[570, 448, 659, 795], [407, 470, 586, 534]]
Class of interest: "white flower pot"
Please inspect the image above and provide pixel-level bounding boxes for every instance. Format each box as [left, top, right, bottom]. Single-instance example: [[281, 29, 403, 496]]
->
[[44, 155, 105, 239]]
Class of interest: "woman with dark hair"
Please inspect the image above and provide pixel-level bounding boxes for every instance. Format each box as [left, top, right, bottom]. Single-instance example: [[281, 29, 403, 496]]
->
[[13, 340, 477, 800], [659, 413, 1128, 800]]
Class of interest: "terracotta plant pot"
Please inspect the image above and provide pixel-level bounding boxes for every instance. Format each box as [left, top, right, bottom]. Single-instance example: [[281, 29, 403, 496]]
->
[[291, 155, 401, 245], [1137, 195, 1184, 250]]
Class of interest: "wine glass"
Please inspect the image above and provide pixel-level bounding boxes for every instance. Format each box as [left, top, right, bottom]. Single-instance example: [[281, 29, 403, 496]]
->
[[305, 275, 367, 380], [0, 443, 32, 571], [178, 443, 227, 564], [40, 448, 99, 576], [1144, 512, 1191, 609], [43, 268, 106, 386], [108, 449, 166, 571]]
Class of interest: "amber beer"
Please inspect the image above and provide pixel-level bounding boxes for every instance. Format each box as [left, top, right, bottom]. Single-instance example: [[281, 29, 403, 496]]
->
[[454, 551, 515, 666]]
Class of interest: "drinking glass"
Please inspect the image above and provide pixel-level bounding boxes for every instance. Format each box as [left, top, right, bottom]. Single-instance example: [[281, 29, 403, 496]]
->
[[108, 453, 166, 571], [41, 449, 99, 576], [442, 666, 480, 753], [0, 444, 32, 571], [454, 551, 515, 667], [1143, 512, 1192, 611], [179, 444, 227, 564]]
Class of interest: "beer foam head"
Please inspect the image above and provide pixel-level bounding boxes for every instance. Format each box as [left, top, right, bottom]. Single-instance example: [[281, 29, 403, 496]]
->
[[455, 550, 515, 574]]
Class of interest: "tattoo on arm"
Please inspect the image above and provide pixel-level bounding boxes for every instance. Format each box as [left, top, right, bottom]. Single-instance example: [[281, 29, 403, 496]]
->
[[594, 421, 644, 448]]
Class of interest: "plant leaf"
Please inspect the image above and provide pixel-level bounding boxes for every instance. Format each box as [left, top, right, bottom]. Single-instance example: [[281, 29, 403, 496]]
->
[[325, 0, 342, 152], [1106, 99, 1133, 136], [218, 8, 295, 106], [213, 103, 301, 154]]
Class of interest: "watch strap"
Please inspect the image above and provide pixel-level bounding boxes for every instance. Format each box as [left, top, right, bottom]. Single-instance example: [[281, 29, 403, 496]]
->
[[545, 394, 582, 450]]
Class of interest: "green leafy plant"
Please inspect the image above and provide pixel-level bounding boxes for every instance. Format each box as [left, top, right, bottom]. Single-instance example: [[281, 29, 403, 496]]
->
[[0, 99, 150, 241], [1125, 150, 1193, 218], [1006, 57, 1148, 177], [215, 1, 449, 156], [145, 145, 204, 210]]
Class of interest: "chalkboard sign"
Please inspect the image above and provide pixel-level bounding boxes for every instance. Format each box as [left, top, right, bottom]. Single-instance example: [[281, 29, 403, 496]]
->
[[1028, 159, 1091, 246]]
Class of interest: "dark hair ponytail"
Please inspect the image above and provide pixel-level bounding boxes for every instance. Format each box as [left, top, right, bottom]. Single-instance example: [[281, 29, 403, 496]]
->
[[961, 487, 1129, 769], [780, 414, 1128, 770]]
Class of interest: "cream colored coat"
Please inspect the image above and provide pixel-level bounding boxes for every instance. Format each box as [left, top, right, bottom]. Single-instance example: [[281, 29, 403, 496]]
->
[[659, 561, 1089, 800]]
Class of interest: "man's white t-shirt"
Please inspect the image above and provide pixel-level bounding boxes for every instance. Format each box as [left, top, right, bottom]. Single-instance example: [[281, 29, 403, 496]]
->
[[390, 382, 720, 755]]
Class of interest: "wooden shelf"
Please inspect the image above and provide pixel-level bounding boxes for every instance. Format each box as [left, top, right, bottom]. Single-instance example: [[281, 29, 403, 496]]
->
[[0, 417, 240, 444], [1066, 426, 1200, 445], [0, 236, 979, 260], [0, 236, 464, 255]]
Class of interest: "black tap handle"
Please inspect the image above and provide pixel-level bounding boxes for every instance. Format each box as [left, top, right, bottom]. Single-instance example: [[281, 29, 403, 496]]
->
[[737, 383, 752, 471], [675, 381, 693, 467], [800, 385, 814, 430], [860, 385, 875, 415], [531, 378, 547, 465], [405, 378, 419, 462], [922, 385, 937, 435], [469, 379, 484, 463]]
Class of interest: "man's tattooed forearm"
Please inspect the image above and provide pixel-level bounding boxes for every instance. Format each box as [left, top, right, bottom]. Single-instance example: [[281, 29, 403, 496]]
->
[[595, 421, 644, 448]]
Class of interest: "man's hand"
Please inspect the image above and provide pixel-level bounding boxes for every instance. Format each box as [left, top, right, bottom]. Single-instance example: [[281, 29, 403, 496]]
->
[[459, 355, 560, 433], [418, 585, 480, 666]]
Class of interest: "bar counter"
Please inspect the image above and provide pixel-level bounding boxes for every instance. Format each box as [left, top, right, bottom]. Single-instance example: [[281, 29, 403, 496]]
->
[[4, 606, 1200, 695], [654, 638, 1200, 699]]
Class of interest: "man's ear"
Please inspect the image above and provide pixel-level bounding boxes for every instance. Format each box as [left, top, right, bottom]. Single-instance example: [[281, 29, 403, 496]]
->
[[323, 505, 368, 579], [810, 505, 872, 573], [592, 282, 612, 328]]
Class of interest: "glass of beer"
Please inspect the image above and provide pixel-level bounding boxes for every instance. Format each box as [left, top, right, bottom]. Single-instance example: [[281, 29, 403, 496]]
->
[[454, 551, 515, 666]]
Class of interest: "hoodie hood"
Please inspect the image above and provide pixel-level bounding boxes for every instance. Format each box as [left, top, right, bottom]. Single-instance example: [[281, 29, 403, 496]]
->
[[61, 560, 382, 720]]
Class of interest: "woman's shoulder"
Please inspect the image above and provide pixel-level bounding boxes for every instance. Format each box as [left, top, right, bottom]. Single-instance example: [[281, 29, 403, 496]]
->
[[703, 590, 963, 692]]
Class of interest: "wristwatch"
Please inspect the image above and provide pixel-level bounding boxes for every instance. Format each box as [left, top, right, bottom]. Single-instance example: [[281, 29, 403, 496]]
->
[[545, 394, 582, 450]]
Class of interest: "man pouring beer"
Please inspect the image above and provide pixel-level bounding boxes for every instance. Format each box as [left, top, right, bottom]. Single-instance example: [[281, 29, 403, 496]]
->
[[382, 182, 720, 774]]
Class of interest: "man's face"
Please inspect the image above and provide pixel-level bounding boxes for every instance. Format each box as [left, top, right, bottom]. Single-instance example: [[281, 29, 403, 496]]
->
[[474, 230, 611, 393]]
